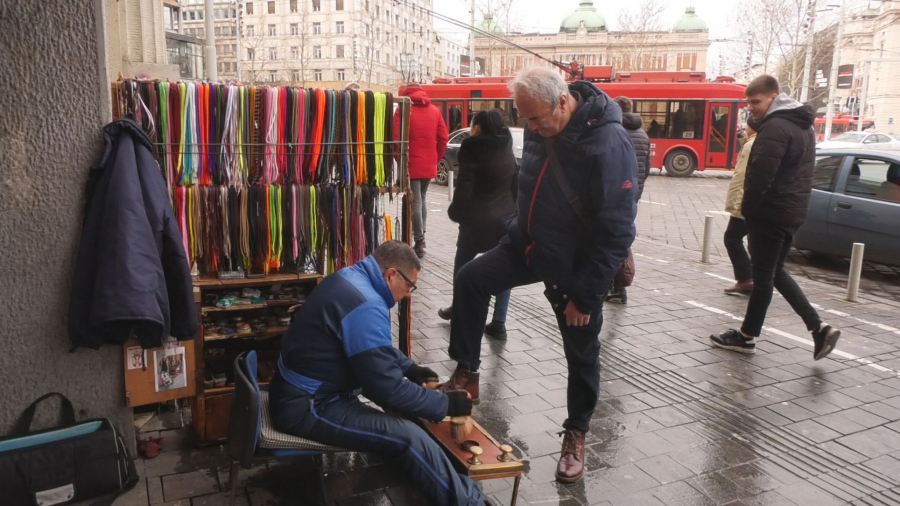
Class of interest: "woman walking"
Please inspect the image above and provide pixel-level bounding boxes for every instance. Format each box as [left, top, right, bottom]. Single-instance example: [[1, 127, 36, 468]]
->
[[723, 124, 757, 294], [438, 109, 517, 340]]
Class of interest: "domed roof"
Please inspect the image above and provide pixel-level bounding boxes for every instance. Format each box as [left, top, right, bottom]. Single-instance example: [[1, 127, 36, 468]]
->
[[673, 7, 708, 32], [475, 13, 504, 37], [560, 0, 607, 33]]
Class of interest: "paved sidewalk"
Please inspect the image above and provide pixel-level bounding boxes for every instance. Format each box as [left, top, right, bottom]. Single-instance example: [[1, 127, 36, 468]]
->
[[121, 184, 900, 506]]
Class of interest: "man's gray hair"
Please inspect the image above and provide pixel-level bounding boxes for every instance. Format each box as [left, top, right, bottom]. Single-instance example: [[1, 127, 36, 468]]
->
[[372, 240, 421, 273], [508, 67, 570, 112]]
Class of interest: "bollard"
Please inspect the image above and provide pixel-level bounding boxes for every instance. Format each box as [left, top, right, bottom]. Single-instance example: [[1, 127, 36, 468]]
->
[[846, 242, 865, 302], [448, 170, 454, 201], [701, 215, 713, 264]]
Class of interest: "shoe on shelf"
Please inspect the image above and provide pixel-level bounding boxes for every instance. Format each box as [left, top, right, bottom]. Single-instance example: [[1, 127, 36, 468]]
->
[[812, 324, 841, 361], [438, 306, 452, 321], [710, 329, 756, 354], [724, 280, 754, 295], [606, 289, 627, 304], [484, 321, 508, 340], [555, 429, 586, 483], [413, 240, 426, 259], [436, 364, 480, 405]]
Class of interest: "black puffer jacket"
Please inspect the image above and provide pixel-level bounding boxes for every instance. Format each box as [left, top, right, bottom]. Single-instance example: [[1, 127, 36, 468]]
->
[[622, 112, 651, 198], [742, 95, 816, 228], [507, 81, 638, 314], [448, 131, 518, 252]]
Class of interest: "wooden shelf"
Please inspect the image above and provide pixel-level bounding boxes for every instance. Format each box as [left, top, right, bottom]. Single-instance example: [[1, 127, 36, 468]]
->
[[204, 326, 289, 342], [204, 381, 270, 396], [193, 272, 321, 289], [201, 299, 304, 315]]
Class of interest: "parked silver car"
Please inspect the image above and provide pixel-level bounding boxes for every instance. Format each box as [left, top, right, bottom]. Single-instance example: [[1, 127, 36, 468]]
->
[[817, 131, 900, 151], [435, 127, 524, 185], [794, 149, 900, 266]]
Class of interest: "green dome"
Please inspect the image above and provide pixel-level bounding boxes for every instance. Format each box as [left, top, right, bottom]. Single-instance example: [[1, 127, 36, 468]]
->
[[560, 0, 607, 33], [673, 7, 708, 32], [475, 13, 504, 37]]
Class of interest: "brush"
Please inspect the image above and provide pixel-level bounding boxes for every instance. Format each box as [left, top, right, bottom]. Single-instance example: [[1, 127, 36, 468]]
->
[[450, 415, 475, 439]]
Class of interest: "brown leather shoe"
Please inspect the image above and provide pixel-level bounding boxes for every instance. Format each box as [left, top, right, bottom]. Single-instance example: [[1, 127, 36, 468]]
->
[[555, 429, 586, 483], [724, 280, 753, 295], [437, 365, 480, 405], [414, 240, 426, 259]]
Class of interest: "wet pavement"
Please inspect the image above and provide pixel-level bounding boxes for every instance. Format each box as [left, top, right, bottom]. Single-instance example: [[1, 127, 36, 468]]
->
[[121, 182, 900, 506]]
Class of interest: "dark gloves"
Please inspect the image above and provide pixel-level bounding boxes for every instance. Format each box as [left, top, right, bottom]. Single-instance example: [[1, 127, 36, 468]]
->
[[405, 364, 439, 386], [446, 390, 473, 417]]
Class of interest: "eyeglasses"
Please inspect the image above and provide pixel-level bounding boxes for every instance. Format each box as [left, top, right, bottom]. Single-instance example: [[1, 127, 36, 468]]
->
[[394, 269, 417, 294]]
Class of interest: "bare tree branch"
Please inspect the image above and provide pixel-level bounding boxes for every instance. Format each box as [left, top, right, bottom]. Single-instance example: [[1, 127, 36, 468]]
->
[[615, 0, 666, 71]]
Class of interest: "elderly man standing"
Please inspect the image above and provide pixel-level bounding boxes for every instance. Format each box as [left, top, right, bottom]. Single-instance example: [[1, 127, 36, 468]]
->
[[439, 67, 638, 483]]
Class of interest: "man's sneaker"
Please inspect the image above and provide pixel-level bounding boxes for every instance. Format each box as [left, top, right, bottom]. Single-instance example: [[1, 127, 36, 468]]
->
[[812, 324, 841, 361], [438, 306, 452, 321], [710, 329, 756, 354], [606, 289, 627, 304], [484, 321, 507, 340]]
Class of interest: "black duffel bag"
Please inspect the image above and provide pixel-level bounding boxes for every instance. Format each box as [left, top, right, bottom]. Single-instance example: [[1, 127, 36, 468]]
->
[[0, 393, 138, 506]]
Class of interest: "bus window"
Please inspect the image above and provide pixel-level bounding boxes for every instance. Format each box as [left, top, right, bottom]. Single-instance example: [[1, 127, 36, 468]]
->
[[447, 104, 463, 132], [635, 101, 667, 138], [669, 101, 704, 140], [468, 99, 524, 127]]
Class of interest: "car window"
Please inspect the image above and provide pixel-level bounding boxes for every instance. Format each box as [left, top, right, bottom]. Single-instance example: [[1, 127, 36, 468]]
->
[[448, 130, 470, 145], [875, 134, 892, 143], [845, 157, 900, 204], [834, 132, 866, 143], [813, 156, 843, 192], [862, 135, 877, 144]]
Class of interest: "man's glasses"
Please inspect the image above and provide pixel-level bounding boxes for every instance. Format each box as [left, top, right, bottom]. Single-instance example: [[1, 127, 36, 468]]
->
[[395, 269, 417, 294]]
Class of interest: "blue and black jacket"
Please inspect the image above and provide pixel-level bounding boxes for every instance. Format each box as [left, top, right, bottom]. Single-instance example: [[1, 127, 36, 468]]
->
[[275, 256, 448, 421]]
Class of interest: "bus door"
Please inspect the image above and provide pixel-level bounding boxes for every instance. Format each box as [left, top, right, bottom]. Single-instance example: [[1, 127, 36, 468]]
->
[[707, 102, 736, 169], [446, 101, 466, 133]]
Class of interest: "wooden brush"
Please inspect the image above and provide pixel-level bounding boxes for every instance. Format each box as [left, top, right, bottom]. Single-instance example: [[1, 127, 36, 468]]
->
[[450, 416, 475, 439]]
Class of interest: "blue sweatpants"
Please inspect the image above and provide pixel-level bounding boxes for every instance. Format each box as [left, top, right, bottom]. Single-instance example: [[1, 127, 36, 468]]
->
[[270, 381, 484, 506]]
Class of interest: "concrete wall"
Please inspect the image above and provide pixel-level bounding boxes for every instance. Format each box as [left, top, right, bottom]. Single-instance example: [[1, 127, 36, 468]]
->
[[0, 0, 133, 441]]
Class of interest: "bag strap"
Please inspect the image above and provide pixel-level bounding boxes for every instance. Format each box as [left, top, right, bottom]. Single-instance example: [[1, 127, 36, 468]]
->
[[543, 138, 592, 229], [11, 393, 77, 436]]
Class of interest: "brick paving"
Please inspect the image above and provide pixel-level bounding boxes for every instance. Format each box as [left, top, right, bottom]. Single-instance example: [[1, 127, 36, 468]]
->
[[120, 182, 900, 506]]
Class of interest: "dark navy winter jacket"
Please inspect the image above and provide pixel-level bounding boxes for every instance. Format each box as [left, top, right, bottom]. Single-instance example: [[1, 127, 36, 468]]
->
[[275, 256, 448, 421], [507, 81, 638, 314]]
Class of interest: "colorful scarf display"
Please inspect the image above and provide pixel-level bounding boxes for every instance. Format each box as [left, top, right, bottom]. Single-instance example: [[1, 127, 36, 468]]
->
[[114, 80, 403, 276]]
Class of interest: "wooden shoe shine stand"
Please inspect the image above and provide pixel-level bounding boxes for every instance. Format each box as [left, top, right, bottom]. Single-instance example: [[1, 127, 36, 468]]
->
[[418, 418, 524, 505]]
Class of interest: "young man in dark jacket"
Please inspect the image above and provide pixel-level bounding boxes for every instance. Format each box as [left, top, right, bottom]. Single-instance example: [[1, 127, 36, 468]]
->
[[607, 95, 651, 304], [711, 75, 841, 361], [270, 241, 483, 506], [439, 67, 638, 484]]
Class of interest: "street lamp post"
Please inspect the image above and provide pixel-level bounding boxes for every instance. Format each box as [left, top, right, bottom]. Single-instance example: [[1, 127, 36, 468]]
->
[[205, 0, 218, 82], [824, 0, 847, 141], [800, 0, 817, 103]]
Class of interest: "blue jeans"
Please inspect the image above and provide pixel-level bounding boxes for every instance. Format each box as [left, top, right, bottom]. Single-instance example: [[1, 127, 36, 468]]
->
[[454, 246, 510, 323], [270, 380, 485, 506]]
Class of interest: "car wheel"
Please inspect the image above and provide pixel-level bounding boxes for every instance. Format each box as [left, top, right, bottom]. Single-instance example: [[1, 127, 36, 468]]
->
[[664, 149, 697, 177], [436, 158, 450, 186]]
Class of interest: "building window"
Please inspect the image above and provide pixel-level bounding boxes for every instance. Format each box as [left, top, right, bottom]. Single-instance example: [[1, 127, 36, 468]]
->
[[336, 45, 344, 58], [313, 22, 321, 34], [198, 10, 204, 20], [270, 71, 278, 82], [247, 25, 255, 37], [335, 0, 343, 10], [312, 0, 321, 12], [189, 10, 196, 20], [337, 69, 345, 80], [314, 70, 322, 81], [290, 0, 298, 13], [291, 46, 299, 59], [269, 47, 277, 60], [676, 53, 697, 71], [290, 23, 299, 35], [246, 2, 253, 14], [268, 1, 275, 14], [248, 48, 256, 60], [292, 70, 301, 82], [268, 24, 276, 36], [336, 21, 344, 34], [314, 46, 322, 58]]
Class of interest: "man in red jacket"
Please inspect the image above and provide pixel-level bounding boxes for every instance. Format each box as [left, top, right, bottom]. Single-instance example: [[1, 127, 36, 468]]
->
[[394, 83, 450, 258]]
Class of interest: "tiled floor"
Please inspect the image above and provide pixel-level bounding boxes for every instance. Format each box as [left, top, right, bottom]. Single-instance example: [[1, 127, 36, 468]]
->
[[121, 180, 900, 506]]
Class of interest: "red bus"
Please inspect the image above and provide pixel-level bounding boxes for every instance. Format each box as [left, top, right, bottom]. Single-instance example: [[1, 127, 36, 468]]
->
[[814, 115, 875, 142], [421, 75, 748, 177]]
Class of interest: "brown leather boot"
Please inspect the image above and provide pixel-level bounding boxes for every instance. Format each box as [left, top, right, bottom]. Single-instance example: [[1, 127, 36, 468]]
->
[[413, 240, 426, 259], [555, 429, 586, 483], [437, 365, 480, 405], [724, 280, 753, 295]]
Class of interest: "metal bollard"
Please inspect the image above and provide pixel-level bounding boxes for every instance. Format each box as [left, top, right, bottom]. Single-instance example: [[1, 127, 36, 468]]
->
[[448, 170, 454, 201], [701, 215, 713, 264], [846, 242, 865, 302]]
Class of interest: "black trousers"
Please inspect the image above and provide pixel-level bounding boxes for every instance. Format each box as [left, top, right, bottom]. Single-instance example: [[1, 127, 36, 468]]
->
[[724, 217, 752, 282], [448, 242, 603, 433], [740, 219, 822, 338]]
